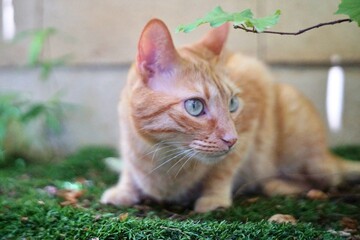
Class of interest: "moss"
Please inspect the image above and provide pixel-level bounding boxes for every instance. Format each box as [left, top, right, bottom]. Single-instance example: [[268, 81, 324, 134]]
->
[[0, 145, 359, 239]]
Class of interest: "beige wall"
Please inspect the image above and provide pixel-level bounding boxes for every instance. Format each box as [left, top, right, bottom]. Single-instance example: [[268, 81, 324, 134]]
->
[[1, 0, 360, 66], [0, 1, 359, 154]]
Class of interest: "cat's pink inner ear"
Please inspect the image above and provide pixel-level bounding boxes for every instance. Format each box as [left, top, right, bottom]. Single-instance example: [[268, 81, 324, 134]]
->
[[201, 23, 229, 55], [137, 19, 178, 78]]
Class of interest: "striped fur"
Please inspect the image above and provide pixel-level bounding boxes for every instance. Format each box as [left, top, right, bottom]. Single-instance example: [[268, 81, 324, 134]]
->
[[101, 19, 360, 212]]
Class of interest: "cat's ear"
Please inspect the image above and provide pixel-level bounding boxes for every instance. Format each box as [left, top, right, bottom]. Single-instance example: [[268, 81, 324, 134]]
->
[[137, 19, 179, 78], [200, 23, 229, 55]]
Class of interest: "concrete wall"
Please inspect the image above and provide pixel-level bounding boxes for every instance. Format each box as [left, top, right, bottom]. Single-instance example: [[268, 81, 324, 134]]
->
[[0, 1, 359, 154]]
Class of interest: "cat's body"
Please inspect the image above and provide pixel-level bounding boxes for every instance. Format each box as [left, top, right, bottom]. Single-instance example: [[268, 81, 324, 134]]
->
[[101, 19, 360, 212]]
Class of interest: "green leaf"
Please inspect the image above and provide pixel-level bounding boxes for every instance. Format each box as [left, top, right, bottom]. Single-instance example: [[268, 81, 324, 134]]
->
[[248, 10, 281, 32], [176, 6, 233, 33], [13, 27, 70, 80], [335, 0, 360, 26], [21, 104, 46, 123], [38, 55, 71, 80], [176, 6, 281, 33], [27, 28, 56, 65], [44, 108, 62, 133], [233, 9, 254, 26], [204, 6, 233, 27]]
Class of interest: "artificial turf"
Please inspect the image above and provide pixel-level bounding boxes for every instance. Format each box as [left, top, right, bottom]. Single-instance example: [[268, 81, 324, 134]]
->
[[0, 146, 359, 239]]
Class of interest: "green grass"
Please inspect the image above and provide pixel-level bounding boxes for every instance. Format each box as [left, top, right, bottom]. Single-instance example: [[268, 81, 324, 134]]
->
[[1, 146, 359, 239]]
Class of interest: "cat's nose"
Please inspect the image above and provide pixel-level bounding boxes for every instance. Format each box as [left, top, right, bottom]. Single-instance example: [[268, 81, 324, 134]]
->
[[221, 136, 237, 149]]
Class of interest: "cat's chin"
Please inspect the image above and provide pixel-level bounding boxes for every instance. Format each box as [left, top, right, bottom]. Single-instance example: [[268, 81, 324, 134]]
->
[[195, 152, 228, 165]]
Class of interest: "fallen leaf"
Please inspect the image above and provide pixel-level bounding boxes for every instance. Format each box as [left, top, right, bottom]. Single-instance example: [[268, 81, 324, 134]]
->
[[341, 217, 358, 232], [246, 197, 259, 203], [56, 189, 85, 206], [119, 213, 129, 221], [57, 189, 84, 199], [306, 189, 328, 200], [268, 214, 297, 225], [60, 200, 77, 206]]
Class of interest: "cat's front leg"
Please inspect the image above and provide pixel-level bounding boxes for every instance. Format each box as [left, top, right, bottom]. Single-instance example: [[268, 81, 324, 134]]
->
[[194, 154, 241, 212], [100, 169, 140, 206], [194, 187, 232, 213]]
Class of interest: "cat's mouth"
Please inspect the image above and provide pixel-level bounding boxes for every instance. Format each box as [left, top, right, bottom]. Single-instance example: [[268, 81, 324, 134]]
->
[[160, 141, 233, 165], [190, 148, 231, 164], [193, 150, 229, 164], [188, 140, 234, 162]]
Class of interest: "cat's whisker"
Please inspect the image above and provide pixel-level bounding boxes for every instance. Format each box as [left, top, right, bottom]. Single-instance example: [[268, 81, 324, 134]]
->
[[152, 148, 183, 166], [158, 147, 187, 160], [144, 140, 190, 157], [148, 149, 190, 174], [144, 136, 181, 148], [154, 142, 193, 157], [176, 151, 197, 175], [150, 146, 174, 165], [145, 140, 188, 165], [145, 144, 169, 157], [166, 149, 193, 174], [144, 141, 166, 155], [175, 151, 198, 178], [170, 151, 192, 177], [191, 154, 201, 170]]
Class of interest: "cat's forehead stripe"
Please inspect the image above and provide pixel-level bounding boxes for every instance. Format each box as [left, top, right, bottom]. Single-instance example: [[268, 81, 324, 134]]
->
[[186, 60, 240, 101], [211, 72, 230, 99], [206, 81, 221, 100], [196, 71, 235, 102], [203, 81, 211, 100]]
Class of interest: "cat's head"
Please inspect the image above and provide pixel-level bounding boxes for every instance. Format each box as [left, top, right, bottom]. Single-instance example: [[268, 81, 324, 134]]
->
[[131, 19, 244, 164]]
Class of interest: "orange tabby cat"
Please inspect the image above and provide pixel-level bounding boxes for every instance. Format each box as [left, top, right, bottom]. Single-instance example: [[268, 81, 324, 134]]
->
[[101, 19, 360, 212]]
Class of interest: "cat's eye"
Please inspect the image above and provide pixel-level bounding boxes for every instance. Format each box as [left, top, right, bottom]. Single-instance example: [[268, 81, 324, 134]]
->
[[184, 98, 205, 117], [229, 96, 240, 113]]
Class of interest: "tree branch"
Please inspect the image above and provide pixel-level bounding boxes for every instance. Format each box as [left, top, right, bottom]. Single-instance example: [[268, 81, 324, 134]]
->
[[233, 18, 352, 35]]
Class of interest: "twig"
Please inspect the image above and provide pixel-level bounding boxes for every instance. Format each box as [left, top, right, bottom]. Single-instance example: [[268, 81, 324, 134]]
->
[[233, 18, 352, 35]]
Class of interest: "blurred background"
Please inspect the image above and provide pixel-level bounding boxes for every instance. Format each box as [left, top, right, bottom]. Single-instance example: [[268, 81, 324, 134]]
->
[[0, 0, 359, 161]]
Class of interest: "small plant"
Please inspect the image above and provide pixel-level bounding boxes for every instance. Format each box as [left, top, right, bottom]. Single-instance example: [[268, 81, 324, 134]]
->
[[0, 93, 65, 164], [177, 0, 360, 35], [13, 27, 71, 79], [1, 27, 71, 164], [176, 7, 281, 33]]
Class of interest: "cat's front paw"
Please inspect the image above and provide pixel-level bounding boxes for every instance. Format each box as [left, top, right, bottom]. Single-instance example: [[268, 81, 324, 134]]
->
[[100, 186, 139, 206], [194, 195, 232, 213]]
